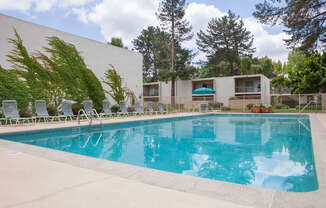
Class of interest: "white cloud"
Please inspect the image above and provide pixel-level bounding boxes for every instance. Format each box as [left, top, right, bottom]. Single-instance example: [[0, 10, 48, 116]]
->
[[184, 2, 226, 63], [60, 0, 95, 8], [0, 0, 34, 11], [183, 3, 289, 63], [87, 0, 159, 47], [0, 0, 95, 12], [243, 17, 290, 62], [0, 0, 289, 62], [34, 0, 57, 12], [72, 7, 88, 23]]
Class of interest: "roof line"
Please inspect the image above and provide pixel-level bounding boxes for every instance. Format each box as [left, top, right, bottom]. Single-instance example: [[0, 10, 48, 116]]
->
[[0, 13, 141, 56]]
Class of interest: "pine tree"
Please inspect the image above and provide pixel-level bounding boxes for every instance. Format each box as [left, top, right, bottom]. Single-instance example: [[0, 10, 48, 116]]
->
[[196, 11, 255, 75], [157, 0, 193, 103], [132, 26, 171, 82], [253, 0, 326, 50]]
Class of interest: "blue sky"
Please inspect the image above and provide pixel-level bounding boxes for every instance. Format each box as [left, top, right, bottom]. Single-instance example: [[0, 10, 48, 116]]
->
[[0, 0, 289, 62]]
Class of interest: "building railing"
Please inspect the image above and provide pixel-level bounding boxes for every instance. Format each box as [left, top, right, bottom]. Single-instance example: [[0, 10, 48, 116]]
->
[[139, 94, 326, 113], [235, 86, 261, 93], [143, 94, 159, 97]]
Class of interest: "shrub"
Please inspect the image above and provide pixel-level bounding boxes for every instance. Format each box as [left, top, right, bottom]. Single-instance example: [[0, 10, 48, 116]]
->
[[209, 102, 223, 110], [19, 109, 33, 118], [47, 104, 58, 116], [221, 106, 231, 111], [247, 104, 254, 110], [72, 103, 83, 115], [127, 106, 135, 112], [111, 104, 120, 113], [0, 66, 30, 110], [274, 104, 289, 109]]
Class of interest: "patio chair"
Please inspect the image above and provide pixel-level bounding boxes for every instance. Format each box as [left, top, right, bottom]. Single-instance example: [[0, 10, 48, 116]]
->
[[158, 103, 167, 114], [61, 100, 75, 121], [146, 102, 157, 115], [82, 100, 100, 118], [101, 100, 115, 117], [133, 101, 144, 115], [35, 100, 60, 122], [1, 100, 33, 125], [118, 101, 129, 116]]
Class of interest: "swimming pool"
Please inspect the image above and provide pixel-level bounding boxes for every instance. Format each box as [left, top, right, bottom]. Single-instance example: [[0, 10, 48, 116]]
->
[[0, 114, 318, 192]]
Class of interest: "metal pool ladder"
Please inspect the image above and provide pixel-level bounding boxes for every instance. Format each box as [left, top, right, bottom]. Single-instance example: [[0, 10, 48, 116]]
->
[[77, 109, 103, 130], [77, 109, 92, 126]]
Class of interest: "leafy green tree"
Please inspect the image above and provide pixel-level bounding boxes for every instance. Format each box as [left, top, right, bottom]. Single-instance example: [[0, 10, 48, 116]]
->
[[274, 61, 284, 75], [240, 56, 252, 75], [272, 75, 288, 94], [132, 26, 170, 82], [259, 57, 275, 78], [133, 26, 195, 82], [253, 0, 326, 50], [286, 51, 326, 93], [197, 10, 255, 75], [7, 29, 53, 102], [0, 65, 30, 110], [109, 37, 125, 48], [271, 61, 288, 94], [174, 47, 196, 80], [239, 56, 276, 78], [285, 50, 306, 72], [43, 37, 105, 108], [197, 61, 231, 78], [102, 65, 135, 104], [157, 0, 193, 102]]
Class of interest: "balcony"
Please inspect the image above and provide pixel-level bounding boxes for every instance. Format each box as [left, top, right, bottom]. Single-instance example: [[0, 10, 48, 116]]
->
[[235, 86, 261, 93], [143, 91, 159, 97], [143, 83, 159, 97]]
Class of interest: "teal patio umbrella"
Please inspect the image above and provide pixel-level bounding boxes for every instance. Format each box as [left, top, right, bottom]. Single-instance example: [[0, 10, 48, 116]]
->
[[192, 87, 216, 94]]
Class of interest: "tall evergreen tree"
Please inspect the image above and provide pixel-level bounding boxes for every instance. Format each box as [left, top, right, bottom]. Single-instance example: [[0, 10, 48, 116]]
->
[[157, 0, 193, 103], [253, 0, 326, 50], [133, 26, 195, 83], [196, 10, 255, 75], [132, 26, 170, 82]]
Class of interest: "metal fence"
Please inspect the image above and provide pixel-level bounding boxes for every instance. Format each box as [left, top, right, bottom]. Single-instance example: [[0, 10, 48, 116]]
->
[[142, 93, 326, 113]]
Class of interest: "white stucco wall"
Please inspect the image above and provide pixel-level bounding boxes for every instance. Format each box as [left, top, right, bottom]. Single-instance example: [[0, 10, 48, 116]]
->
[[260, 75, 271, 106], [176, 80, 193, 104], [160, 81, 171, 104], [0, 13, 143, 105], [215, 77, 235, 106]]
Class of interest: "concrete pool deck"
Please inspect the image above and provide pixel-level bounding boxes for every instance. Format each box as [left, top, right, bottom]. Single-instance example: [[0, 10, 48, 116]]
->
[[0, 112, 325, 208]]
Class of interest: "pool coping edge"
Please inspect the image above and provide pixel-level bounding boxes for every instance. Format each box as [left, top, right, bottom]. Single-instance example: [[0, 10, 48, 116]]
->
[[0, 113, 325, 208]]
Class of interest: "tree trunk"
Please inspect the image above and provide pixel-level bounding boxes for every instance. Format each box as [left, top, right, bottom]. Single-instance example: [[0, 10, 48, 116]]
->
[[229, 61, 235, 75], [171, 0, 175, 105]]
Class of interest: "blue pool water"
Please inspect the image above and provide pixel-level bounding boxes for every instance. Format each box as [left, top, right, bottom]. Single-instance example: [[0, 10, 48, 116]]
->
[[0, 114, 318, 192]]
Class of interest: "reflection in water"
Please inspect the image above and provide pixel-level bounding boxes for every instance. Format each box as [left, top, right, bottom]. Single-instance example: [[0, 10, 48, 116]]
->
[[3, 115, 318, 192]]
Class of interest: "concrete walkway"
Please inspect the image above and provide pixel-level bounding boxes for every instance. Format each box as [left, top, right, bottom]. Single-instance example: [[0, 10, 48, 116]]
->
[[1, 112, 325, 208], [0, 147, 249, 208]]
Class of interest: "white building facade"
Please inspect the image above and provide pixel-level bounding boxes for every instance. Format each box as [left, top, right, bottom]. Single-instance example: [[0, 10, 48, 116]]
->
[[0, 13, 143, 104], [143, 74, 271, 109]]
